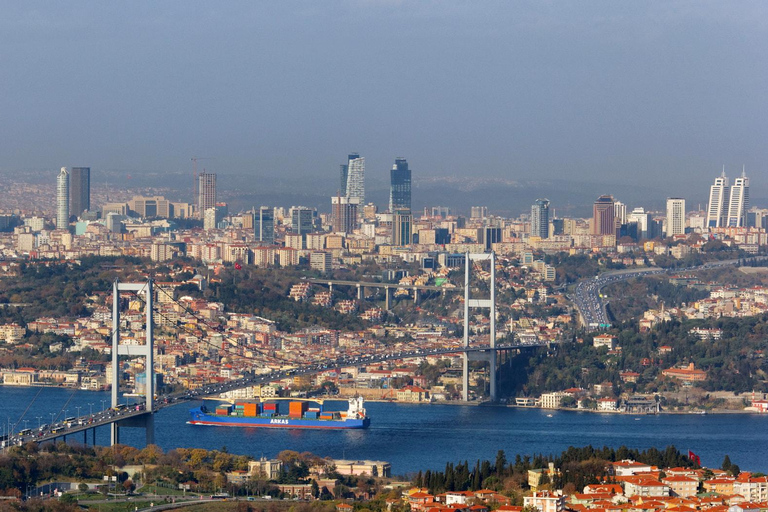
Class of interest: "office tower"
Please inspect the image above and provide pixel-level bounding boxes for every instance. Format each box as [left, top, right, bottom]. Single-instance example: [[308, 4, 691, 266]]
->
[[470, 206, 488, 219], [592, 195, 615, 235], [339, 153, 359, 196], [332, 196, 359, 234], [666, 198, 686, 236], [614, 201, 627, 225], [70, 167, 90, 218], [291, 207, 314, 235], [254, 206, 274, 245], [480, 226, 502, 251], [389, 158, 411, 212], [345, 155, 365, 204], [530, 199, 550, 239], [727, 169, 749, 227], [706, 170, 730, 228], [197, 172, 217, 216], [627, 207, 651, 239], [430, 206, 450, 218], [56, 167, 69, 229], [392, 209, 412, 246]]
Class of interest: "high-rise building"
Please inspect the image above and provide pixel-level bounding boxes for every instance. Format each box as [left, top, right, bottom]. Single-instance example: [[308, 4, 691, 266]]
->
[[56, 167, 69, 229], [592, 195, 615, 236], [345, 155, 365, 204], [70, 167, 90, 219], [389, 158, 411, 212], [530, 199, 550, 239], [332, 196, 359, 234], [254, 207, 274, 245], [339, 153, 359, 197], [197, 172, 217, 216], [627, 207, 652, 239], [727, 170, 749, 227], [291, 207, 314, 235], [666, 198, 686, 236], [470, 206, 488, 219], [706, 170, 729, 228], [614, 201, 627, 225], [392, 209, 412, 246]]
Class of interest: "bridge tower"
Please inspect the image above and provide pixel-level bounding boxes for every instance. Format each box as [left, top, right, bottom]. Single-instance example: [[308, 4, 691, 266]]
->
[[462, 252, 497, 402], [111, 279, 155, 446]]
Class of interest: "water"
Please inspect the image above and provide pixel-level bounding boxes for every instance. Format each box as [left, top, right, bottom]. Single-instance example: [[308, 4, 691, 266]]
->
[[3, 386, 767, 475]]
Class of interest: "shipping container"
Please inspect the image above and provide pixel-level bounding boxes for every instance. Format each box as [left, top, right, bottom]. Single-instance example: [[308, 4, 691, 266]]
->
[[304, 411, 318, 419]]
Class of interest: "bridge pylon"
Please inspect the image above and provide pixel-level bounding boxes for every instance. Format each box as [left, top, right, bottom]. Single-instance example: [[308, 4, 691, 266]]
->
[[111, 279, 155, 446], [462, 252, 497, 402]]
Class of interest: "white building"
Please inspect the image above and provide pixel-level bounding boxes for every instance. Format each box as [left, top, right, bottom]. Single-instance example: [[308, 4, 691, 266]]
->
[[707, 170, 729, 228], [524, 491, 565, 512], [57, 167, 69, 229], [727, 171, 749, 227], [346, 155, 365, 205], [666, 198, 686, 236]]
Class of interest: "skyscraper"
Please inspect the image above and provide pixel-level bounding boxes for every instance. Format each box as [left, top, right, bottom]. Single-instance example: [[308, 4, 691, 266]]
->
[[592, 195, 615, 236], [389, 158, 411, 212], [254, 206, 274, 245], [727, 169, 749, 227], [197, 172, 216, 216], [706, 170, 729, 228], [530, 199, 550, 239], [666, 198, 686, 236], [56, 167, 69, 229], [70, 167, 90, 219], [339, 153, 359, 196], [392, 209, 412, 246], [345, 155, 365, 204]]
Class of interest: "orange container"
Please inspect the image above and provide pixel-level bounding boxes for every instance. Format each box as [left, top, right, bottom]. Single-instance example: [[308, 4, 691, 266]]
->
[[243, 403, 258, 417]]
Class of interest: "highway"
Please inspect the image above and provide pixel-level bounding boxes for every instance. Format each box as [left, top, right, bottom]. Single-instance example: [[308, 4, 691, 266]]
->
[[570, 257, 768, 330], [3, 339, 549, 448]]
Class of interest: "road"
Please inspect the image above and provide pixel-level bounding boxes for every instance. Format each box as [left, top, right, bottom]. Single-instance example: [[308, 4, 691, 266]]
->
[[570, 257, 768, 330]]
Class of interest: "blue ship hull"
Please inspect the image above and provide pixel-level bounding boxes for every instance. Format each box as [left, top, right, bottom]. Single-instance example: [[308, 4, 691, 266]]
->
[[188, 407, 370, 429]]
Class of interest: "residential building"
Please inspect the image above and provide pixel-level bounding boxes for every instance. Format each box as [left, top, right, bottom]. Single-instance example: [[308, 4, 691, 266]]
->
[[310, 251, 332, 273], [666, 198, 686, 236], [523, 491, 565, 512], [662, 475, 699, 497], [248, 456, 283, 480], [397, 385, 428, 402], [332, 196, 359, 234], [622, 476, 670, 497]]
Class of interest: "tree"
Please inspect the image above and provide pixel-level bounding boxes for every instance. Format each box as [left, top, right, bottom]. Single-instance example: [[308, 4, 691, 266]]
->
[[495, 450, 507, 477], [721, 455, 732, 473]]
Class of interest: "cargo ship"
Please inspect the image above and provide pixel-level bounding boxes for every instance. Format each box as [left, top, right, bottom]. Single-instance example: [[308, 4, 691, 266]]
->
[[188, 397, 370, 429]]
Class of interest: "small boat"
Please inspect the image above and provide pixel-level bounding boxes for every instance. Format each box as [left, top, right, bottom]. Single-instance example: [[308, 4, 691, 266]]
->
[[546, 414, 553, 418]]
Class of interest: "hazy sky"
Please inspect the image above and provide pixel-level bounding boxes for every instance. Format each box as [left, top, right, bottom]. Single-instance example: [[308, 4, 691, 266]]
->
[[1, 1, 767, 198]]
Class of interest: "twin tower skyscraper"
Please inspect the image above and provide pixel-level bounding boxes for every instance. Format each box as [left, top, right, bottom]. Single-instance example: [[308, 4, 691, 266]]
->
[[706, 168, 749, 228]]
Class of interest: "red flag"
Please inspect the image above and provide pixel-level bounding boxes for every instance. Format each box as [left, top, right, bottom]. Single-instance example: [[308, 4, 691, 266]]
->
[[234, 263, 242, 270], [688, 450, 700, 465]]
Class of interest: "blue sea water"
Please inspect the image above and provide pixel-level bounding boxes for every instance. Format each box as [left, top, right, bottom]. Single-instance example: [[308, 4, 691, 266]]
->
[[2, 386, 766, 475]]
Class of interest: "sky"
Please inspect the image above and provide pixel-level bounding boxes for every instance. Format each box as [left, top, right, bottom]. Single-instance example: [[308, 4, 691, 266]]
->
[[1, 1, 767, 202]]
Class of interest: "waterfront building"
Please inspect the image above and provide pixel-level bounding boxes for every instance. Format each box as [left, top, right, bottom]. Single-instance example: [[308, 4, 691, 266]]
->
[[69, 167, 90, 219], [56, 167, 69, 229], [707, 170, 730, 228], [531, 199, 550, 239], [197, 172, 216, 216], [389, 157, 411, 212], [592, 195, 615, 236], [666, 198, 686, 236]]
